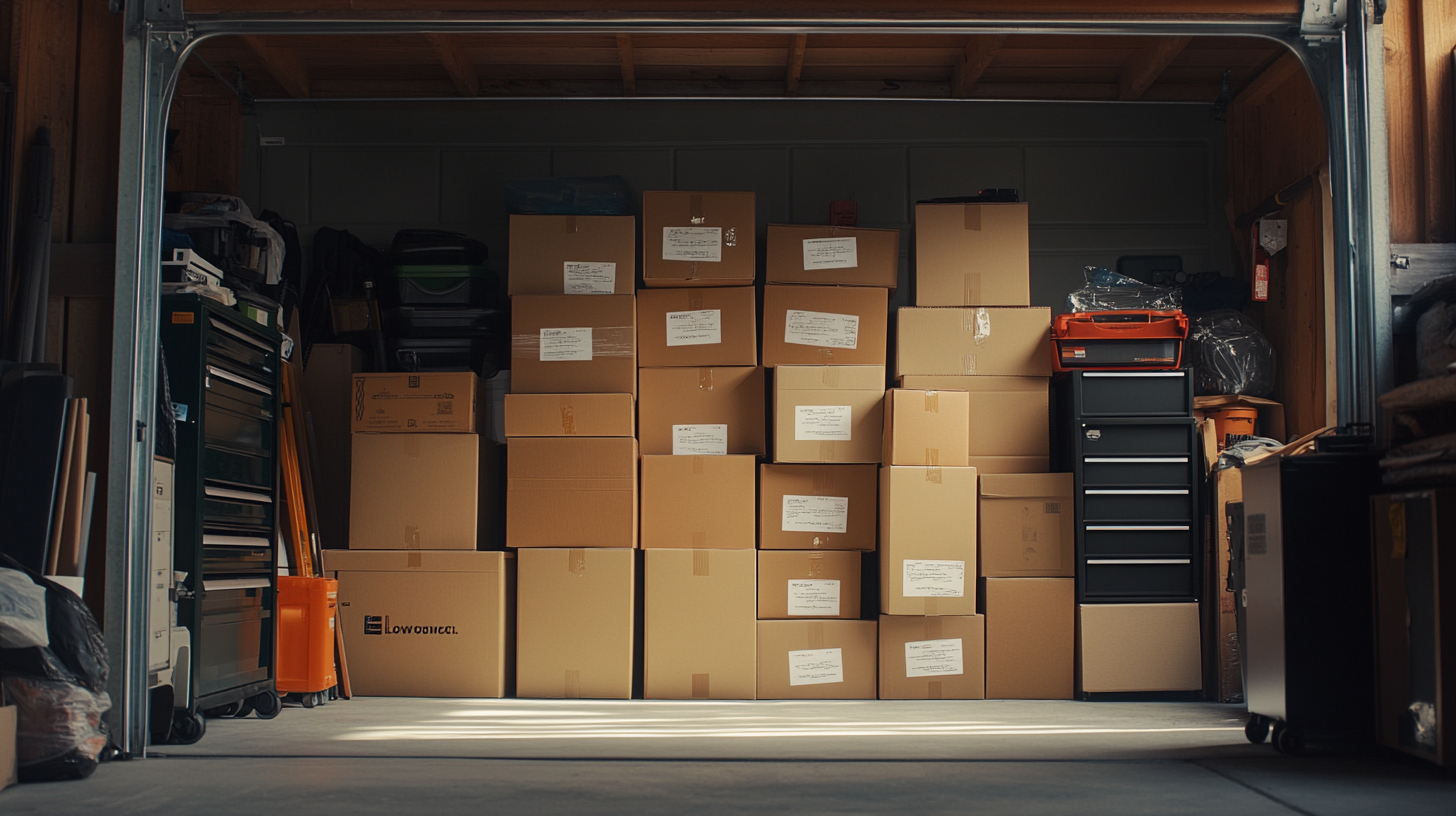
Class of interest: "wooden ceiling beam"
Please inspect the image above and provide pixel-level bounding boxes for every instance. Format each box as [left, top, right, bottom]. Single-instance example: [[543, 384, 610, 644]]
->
[[241, 36, 311, 99], [1118, 36, 1191, 101], [951, 34, 1006, 98], [616, 34, 637, 96], [786, 34, 808, 95], [1230, 51, 1303, 109], [426, 33, 479, 97]]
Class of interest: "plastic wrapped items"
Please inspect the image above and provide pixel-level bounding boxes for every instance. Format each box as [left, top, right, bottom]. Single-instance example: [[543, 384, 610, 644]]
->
[[1190, 309, 1277, 398], [0, 568, 49, 649], [1066, 266, 1183, 313], [505, 176, 633, 215]]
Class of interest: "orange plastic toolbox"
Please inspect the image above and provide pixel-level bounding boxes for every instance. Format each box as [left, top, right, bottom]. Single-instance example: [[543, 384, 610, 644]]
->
[[276, 576, 338, 696], [1053, 310, 1188, 373]]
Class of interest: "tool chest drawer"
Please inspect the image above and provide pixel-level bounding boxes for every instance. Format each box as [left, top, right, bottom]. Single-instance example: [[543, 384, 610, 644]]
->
[[1080, 456, 1193, 487], [1081, 558, 1196, 600], [1081, 525, 1196, 557], [1073, 371, 1192, 417], [1082, 489, 1194, 522], [1075, 419, 1196, 457], [206, 317, 277, 372]]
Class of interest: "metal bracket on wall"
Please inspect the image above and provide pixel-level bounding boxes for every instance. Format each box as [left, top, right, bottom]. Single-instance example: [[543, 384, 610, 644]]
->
[[1389, 244, 1456, 297], [1301, 0, 1348, 44]]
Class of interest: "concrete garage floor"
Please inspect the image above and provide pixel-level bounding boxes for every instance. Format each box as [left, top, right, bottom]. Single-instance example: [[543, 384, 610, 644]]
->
[[5, 699, 1455, 814]]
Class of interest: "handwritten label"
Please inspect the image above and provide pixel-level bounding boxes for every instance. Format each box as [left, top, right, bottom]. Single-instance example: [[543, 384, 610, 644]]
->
[[904, 638, 964, 678], [787, 647, 844, 686], [787, 579, 841, 616], [902, 559, 966, 598], [794, 406, 852, 441], [802, 237, 859, 270], [539, 327, 592, 361], [563, 262, 616, 294], [782, 495, 849, 534], [663, 227, 722, 262], [672, 424, 728, 456], [784, 310, 859, 349], [665, 309, 722, 347]]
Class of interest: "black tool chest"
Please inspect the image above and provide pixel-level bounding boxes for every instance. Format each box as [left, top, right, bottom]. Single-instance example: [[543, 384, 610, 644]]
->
[[1056, 371, 1201, 604]]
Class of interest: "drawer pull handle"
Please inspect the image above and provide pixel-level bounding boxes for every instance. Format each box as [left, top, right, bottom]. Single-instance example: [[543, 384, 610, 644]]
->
[[1086, 489, 1189, 495], [203, 578, 271, 591], [1084, 457, 1189, 463], [202, 534, 271, 548], [206, 366, 273, 396], [1083, 371, 1185, 378], [1086, 525, 1191, 531], [204, 486, 274, 503], [209, 318, 277, 353], [1087, 558, 1192, 565]]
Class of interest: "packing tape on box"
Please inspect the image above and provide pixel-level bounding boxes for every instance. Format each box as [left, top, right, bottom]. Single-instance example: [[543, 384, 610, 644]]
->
[[963, 205, 982, 232], [928, 680, 944, 700], [559, 397, 577, 435], [807, 552, 825, 577], [692, 532, 708, 549], [407, 551, 422, 568], [565, 215, 578, 234], [698, 367, 714, 391], [691, 673, 711, 699], [820, 366, 841, 387], [688, 292, 704, 310], [564, 669, 581, 699], [812, 467, 832, 494], [404, 525, 421, 549], [924, 617, 944, 640], [693, 550, 711, 575], [817, 348, 837, 363], [568, 549, 586, 575], [961, 354, 977, 375], [962, 272, 982, 306], [511, 327, 635, 360], [924, 597, 939, 615], [923, 391, 939, 413], [692, 455, 706, 474], [808, 621, 825, 649], [819, 441, 836, 460], [924, 450, 942, 484], [974, 308, 991, 345]]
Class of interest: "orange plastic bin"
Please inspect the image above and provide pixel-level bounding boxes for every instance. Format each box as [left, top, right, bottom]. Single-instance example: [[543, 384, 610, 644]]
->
[[277, 576, 338, 704]]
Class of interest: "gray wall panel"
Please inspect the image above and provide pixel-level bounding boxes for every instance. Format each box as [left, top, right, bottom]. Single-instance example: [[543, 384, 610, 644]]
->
[[310, 149, 439, 225], [440, 150, 552, 226]]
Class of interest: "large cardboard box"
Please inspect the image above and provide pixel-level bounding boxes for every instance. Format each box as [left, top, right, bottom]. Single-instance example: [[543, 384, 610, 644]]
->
[[1078, 603, 1202, 693], [641, 455, 756, 549], [773, 365, 886, 464], [642, 191, 756, 287], [0, 696, 14, 791], [913, 202, 1029, 306], [503, 393, 636, 438], [766, 224, 901, 289], [757, 620, 878, 699], [979, 473, 1074, 578], [757, 550, 862, 620], [349, 434, 479, 550], [882, 388, 970, 467], [637, 286, 758, 367], [879, 465, 978, 615], [970, 456, 1050, 474], [762, 284, 888, 367], [1210, 465, 1243, 703], [896, 307, 1052, 378], [900, 376, 1049, 465], [982, 577, 1074, 699], [508, 214, 636, 295], [510, 294, 637, 395], [517, 548, 636, 699], [638, 366, 766, 456], [324, 550, 513, 697], [351, 371, 479, 433], [878, 614, 986, 700], [759, 463, 878, 551], [507, 437, 638, 548], [644, 549, 757, 699], [303, 343, 364, 551]]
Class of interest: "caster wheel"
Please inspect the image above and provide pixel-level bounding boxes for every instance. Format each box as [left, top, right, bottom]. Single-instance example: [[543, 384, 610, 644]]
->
[[233, 700, 255, 719], [169, 711, 206, 745], [1273, 723, 1305, 756], [302, 692, 317, 709], [1244, 714, 1270, 744], [252, 691, 282, 720], [205, 702, 241, 719], [316, 691, 328, 707]]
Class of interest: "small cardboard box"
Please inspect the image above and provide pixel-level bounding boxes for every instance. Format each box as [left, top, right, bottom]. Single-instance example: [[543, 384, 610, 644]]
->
[[349, 433, 479, 549], [324, 550, 513, 697], [637, 286, 758, 367], [757, 550, 862, 620], [507, 437, 638, 548], [773, 365, 886, 464], [644, 549, 757, 699], [641, 455, 757, 549], [351, 371, 479, 433], [642, 191, 756, 287], [503, 393, 636, 438], [759, 463, 878, 551], [638, 366, 766, 456], [982, 577, 1074, 700], [516, 548, 636, 699], [509, 214, 637, 295], [879, 465, 978, 615], [1077, 603, 1202, 693], [878, 614, 986, 700], [762, 284, 888, 368], [913, 202, 1029, 306], [882, 388, 970, 467], [510, 294, 637, 395], [979, 473, 1074, 578], [766, 224, 901, 289], [900, 375, 1049, 462], [896, 307, 1052, 378], [757, 620, 878, 699]]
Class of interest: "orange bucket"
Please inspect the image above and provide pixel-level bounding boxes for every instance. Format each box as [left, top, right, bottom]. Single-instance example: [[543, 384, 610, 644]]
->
[[1206, 406, 1259, 449]]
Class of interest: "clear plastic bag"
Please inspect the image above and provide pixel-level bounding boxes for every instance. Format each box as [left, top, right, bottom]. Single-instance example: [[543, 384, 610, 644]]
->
[[1190, 309, 1278, 397], [0, 567, 49, 649], [2, 676, 110, 781], [1066, 266, 1183, 313]]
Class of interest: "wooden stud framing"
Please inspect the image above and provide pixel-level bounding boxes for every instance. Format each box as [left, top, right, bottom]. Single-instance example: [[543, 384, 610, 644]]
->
[[786, 34, 807, 95], [426, 33, 478, 97], [950, 34, 1006, 99], [1117, 36, 1190, 101], [242, 35, 311, 98], [616, 34, 636, 96], [1231, 51, 1303, 109]]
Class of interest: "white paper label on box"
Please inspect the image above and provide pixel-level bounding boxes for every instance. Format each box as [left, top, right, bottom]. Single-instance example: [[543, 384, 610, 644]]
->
[[794, 405, 853, 441], [662, 227, 722, 262], [802, 237, 859, 270], [539, 327, 593, 361], [672, 424, 728, 455], [784, 310, 859, 349], [902, 559, 966, 598], [781, 495, 849, 533], [787, 647, 845, 686], [562, 261, 616, 295], [904, 638, 965, 678], [787, 579, 841, 616], [665, 309, 722, 347]]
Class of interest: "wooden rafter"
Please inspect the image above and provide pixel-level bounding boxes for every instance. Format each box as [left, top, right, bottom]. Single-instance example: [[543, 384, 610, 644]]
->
[[616, 34, 636, 96], [241, 35, 311, 99], [1118, 36, 1191, 101], [1231, 51, 1304, 109], [786, 34, 808, 95], [950, 34, 1006, 99], [426, 33, 479, 97]]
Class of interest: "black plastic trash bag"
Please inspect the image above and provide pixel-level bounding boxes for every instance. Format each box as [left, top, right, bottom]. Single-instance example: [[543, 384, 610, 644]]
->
[[1189, 309, 1278, 398]]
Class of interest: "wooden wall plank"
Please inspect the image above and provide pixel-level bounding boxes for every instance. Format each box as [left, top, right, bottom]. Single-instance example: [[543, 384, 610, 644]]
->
[[1118, 36, 1190, 100], [69, 0, 123, 244], [1417, 0, 1456, 242], [786, 34, 807, 95], [616, 34, 636, 95], [10, 0, 81, 243], [1384, 0, 1423, 244]]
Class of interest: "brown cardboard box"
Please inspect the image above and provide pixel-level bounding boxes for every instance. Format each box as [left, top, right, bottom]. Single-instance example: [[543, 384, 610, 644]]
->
[[638, 366, 766, 456], [879, 465, 978, 615], [304, 344, 365, 551], [644, 549, 757, 699], [516, 548, 636, 699], [509, 214, 636, 295], [1210, 465, 1243, 702], [636, 286, 758, 367], [766, 224, 901, 289], [913, 202, 1030, 306], [323, 550, 513, 697], [510, 295, 637, 395], [507, 437, 638, 548], [982, 577, 1075, 699], [757, 620, 878, 699], [0, 699, 14, 791], [969, 456, 1050, 474], [1077, 603, 1202, 693], [642, 191, 756, 287], [882, 388, 970, 467], [759, 463, 878, 551], [878, 615, 986, 700], [900, 376, 1049, 462], [351, 371, 479, 433], [349, 434, 479, 549], [773, 365, 886, 464], [757, 550, 862, 620], [1194, 394, 1287, 445], [896, 307, 1052, 378], [641, 455, 757, 549], [979, 473, 1074, 577], [503, 393, 636, 438], [762, 284, 888, 367]]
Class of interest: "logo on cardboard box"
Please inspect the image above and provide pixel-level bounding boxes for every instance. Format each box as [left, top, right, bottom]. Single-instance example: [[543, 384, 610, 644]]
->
[[364, 615, 459, 636]]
